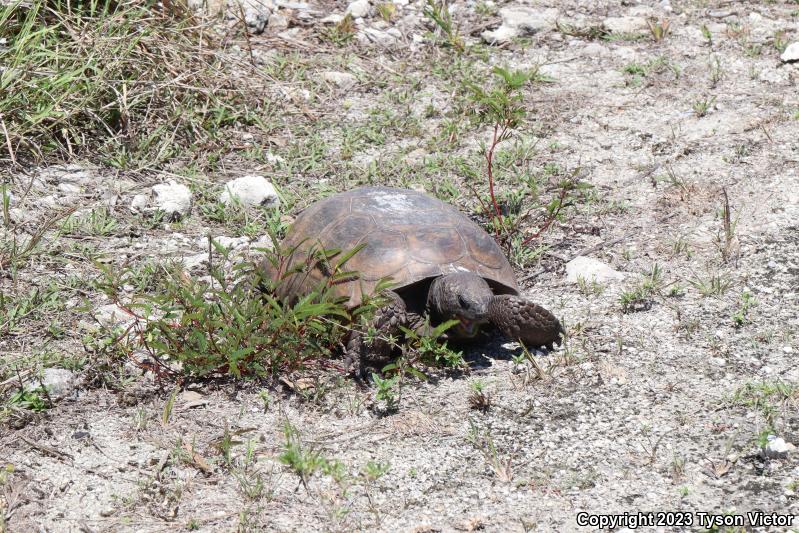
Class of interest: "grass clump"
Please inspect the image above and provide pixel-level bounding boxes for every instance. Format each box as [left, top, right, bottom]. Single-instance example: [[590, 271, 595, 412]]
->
[[93, 239, 382, 380], [730, 381, 798, 445], [0, 0, 271, 167], [619, 264, 663, 313]]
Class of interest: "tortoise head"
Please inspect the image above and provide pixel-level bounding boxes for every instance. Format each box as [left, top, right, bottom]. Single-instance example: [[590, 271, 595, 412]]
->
[[427, 272, 494, 339]]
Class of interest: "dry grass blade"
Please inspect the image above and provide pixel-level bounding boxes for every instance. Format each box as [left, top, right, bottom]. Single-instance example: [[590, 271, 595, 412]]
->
[[0, 115, 16, 167], [718, 187, 739, 264], [182, 441, 214, 475], [702, 457, 733, 479], [0, 206, 76, 272]]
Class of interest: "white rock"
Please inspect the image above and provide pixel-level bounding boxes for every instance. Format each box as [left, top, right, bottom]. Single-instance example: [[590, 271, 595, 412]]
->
[[94, 303, 136, 329], [130, 194, 149, 212], [268, 11, 289, 30], [603, 16, 648, 34], [265, 152, 286, 165], [764, 437, 796, 459], [38, 195, 58, 208], [7, 208, 30, 224], [482, 25, 518, 44], [275, 0, 307, 8], [220, 175, 279, 207], [38, 164, 96, 185], [481, 6, 559, 43], [582, 42, 609, 57], [152, 180, 192, 220], [781, 42, 799, 63], [187, 0, 277, 33], [181, 253, 209, 271], [250, 235, 275, 252], [235, 0, 273, 33], [359, 27, 402, 46], [565, 256, 624, 283], [214, 236, 249, 250], [25, 368, 78, 401], [58, 183, 81, 194], [322, 71, 358, 88], [346, 0, 370, 18], [100, 190, 119, 207], [320, 13, 344, 23], [187, 0, 226, 15], [758, 67, 791, 85]]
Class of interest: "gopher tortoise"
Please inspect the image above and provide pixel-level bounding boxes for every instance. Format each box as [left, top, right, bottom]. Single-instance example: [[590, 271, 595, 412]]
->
[[267, 186, 563, 375]]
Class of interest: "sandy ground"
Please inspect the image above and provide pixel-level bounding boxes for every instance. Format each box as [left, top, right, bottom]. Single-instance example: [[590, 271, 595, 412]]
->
[[2, 0, 799, 531]]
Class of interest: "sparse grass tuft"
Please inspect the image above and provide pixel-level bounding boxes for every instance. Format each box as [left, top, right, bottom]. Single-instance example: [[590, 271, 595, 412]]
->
[[692, 95, 716, 117], [619, 264, 663, 313], [731, 291, 756, 328], [423, 0, 464, 53], [773, 31, 789, 54], [621, 57, 680, 87], [646, 18, 671, 42], [466, 419, 514, 482], [555, 21, 608, 40], [689, 271, 733, 297], [730, 381, 798, 444], [701, 24, 712, 45], [468, 379, 491, 412], [709, 56, 724, 88], [577, 276, 605, 297], [279, 422, 328, 489], [716, 188, 739, 264], [321, 14, 356, 46], [376, 2, 397, 22]]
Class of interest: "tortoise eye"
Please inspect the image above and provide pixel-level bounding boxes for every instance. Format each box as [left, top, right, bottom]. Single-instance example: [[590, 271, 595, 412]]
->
[[457, 295, 469, 310]]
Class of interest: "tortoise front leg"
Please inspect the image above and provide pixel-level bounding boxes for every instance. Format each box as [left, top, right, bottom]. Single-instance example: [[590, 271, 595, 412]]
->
[[488, 294, 563, 349], [345, 291, 410, 379]]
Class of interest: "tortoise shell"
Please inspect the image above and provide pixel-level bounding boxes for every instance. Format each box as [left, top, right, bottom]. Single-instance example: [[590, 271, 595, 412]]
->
[[270, 187, 519, 306]]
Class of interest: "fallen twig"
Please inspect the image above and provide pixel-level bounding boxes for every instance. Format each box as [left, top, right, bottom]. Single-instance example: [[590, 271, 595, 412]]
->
[[20, 435, 74, 461]]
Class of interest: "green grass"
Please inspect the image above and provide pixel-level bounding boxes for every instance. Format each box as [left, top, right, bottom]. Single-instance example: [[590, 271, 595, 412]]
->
[[692, 95, 716, 117], [689, 272, 733, 297], [0, 0, 272, 166], [0, 283, 69, 336], [92, 240, 381, 379], [730, 381, 798, 445], [619, 264, 664, 313], [621, 56, 681, 86]]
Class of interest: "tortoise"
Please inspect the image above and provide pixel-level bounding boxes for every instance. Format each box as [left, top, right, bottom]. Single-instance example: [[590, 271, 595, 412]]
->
[[266, 186, 563, 375]]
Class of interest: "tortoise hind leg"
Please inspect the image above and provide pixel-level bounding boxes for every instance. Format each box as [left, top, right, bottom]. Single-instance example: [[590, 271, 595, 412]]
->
[[487, 294, 563, 349], [345, 291, 411, 379]]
